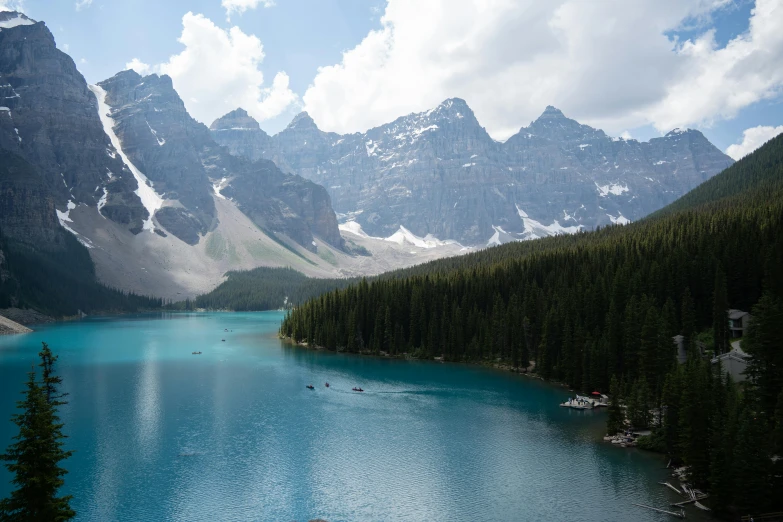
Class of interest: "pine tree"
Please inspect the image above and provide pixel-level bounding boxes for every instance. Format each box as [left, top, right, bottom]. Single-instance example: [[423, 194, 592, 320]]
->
[[680, 288, 696, 349], [712, 266, 730, 354], [661, 368, 683, 460], [639, 307, 660, 384], [632, 376, 652, 429], [734, 401, 772, 514], [709, 374, 738, 517], [606, 376, 625, 435], [1, 348, 75, 521], [743, 292, 783, 416], [39, 343, 67, 406]]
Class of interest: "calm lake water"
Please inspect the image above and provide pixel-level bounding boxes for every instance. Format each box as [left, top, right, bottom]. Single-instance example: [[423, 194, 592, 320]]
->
[[0, 312, 712, 521]]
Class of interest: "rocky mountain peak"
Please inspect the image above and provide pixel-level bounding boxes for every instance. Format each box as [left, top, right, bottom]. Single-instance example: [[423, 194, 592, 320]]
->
[[541, 105, 565, 118], [530, 105, 575, 126], [429, 97, 478, 124], [665, 128, 695, 138], [214, 94, 734, 246], [522, 105, 606, 142], [100, 71, 186, 116], [210, 108, 260, 131], [0, 11, 37, 29], [286, 111, 318, 131]]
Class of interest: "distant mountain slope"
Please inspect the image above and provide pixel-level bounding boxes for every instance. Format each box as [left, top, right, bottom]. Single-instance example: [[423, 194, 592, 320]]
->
[[653, 133, 783, 215], [98, 70, 344, 250], [212, 101, 734, 245], [0, 11, 147, 245], [2, 11, 451, 307], [0, 150, 160, 316]]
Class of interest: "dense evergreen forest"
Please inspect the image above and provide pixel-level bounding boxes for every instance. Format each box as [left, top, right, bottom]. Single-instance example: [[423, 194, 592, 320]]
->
[[179, 267, 360, 311], [281, 134, 783, 517], [0, 230, 162, 318]]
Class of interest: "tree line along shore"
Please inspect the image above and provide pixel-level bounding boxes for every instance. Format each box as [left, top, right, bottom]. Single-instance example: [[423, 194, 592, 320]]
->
[[281, 134, 783, 518]]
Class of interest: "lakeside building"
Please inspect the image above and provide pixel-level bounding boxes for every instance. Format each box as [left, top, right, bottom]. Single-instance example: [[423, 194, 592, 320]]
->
[[711, 341, 750, 383], [728, 309, 752, 338]]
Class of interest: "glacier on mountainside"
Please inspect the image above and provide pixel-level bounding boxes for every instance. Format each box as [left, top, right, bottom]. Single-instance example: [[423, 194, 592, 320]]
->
[[90, 84, 164, 232]]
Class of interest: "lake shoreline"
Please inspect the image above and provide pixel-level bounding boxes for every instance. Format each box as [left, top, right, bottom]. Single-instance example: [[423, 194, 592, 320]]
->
[[1, 311, 709, 522]]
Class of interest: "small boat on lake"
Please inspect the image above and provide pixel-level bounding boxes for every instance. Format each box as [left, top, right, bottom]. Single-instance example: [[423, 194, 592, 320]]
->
[[192, 351, 202, 355], [221, 339, 225, 342], [352, 387, 364, 392], [306, 385, 315, 390], [325, 382, 330, 388]]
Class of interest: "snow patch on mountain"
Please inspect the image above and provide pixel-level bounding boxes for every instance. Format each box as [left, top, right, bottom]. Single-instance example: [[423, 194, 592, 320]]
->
[[339, 220, 372, 238], [384, 226, 458, 249], [487, 225, 509, 247], [506, 204, 584, 242], [607, 213, 630, 225], [0, 13, 35, 30], [97, 188, 108, 212], [146, 120, 166, 146], [56, 200, 94, 248], [595, 182, 630, 197], [212, 177, 228, 200], [90, 84, 164, 232], [520, 214, 582, 240], [341, 221, 463, 252]]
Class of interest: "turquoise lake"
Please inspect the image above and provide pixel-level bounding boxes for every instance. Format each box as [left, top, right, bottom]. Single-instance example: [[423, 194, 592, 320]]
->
[[0, 312, 712, 521]]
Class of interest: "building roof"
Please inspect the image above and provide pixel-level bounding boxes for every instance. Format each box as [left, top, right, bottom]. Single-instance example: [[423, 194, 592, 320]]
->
[[711, 353, 748, 364], [728, 309, 749, 320]]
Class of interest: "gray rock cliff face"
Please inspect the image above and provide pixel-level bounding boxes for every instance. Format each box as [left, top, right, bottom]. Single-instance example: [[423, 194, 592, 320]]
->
[[212, 100, 734, 245], [99, 71, 344, 250], [99, 71, 218, 244], [0, 11, 146, 244]]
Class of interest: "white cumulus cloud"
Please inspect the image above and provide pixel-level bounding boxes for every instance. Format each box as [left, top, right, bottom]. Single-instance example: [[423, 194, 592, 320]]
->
[[0, 0, 25, 12], [303, 0, 783, 140], [154, 12, 297, 125], [222, 0, 275, 19], [726, 125, 783, 159], [75, 0, 92, 11], [125, 58, 150, 75]]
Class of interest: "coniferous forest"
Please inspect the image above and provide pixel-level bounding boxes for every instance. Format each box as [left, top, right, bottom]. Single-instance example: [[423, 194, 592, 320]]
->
[[181, 267, 360, 311], [281, 135, 783, 516]]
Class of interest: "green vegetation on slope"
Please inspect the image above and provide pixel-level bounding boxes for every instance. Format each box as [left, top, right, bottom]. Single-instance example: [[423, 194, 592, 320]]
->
[[281, 134, 783, 517], [182, 267, 359, 311]]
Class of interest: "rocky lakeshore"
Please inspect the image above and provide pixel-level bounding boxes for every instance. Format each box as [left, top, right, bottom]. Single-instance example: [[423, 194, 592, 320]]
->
[[0, 312, 33, 334]]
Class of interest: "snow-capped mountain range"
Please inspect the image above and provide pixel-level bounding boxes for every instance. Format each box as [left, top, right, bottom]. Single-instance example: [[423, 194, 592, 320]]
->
[[0, 11, 469, 300], [0, 9, 736, 303], [212, 101, 734, 246]]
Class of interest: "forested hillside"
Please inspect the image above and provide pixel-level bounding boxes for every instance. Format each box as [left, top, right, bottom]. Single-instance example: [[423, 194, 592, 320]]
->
[[184, 267, 359, 311], [281, 134, 783, 516]]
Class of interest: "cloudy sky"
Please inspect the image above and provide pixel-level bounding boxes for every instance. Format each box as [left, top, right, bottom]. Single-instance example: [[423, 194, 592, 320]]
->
[[10, 0, 783, 158]]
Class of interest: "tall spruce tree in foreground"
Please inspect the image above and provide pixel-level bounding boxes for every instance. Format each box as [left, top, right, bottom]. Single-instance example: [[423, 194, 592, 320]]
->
[[606, 376, 625, 435], [0, 343, 74, 521]]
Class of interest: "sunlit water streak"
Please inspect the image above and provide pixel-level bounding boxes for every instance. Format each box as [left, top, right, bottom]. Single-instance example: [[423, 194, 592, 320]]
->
[[0, 312, 714, 521]]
